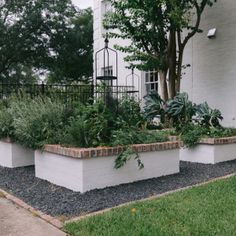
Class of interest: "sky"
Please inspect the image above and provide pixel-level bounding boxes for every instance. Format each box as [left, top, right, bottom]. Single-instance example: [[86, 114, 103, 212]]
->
[[72, 0, 93, 9]]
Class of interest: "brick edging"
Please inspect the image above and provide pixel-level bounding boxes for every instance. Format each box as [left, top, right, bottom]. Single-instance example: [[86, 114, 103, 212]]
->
[[0, 189, 63, 229], [199, 136, 236, 145], [1, 173, 236, 228], [65, 172, 236, 224], [43, 141, 180, 159]]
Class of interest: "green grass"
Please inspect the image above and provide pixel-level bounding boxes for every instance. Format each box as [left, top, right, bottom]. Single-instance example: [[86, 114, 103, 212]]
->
[[64, 176, 236, 236]]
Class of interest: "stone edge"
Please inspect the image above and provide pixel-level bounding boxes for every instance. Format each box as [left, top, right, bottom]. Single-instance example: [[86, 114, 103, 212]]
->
[[0, 189, 63, 229], [43, 141, 180, 159]]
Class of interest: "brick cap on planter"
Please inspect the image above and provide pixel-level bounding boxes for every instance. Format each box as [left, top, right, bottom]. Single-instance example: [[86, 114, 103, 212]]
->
[[199, 136, 236, 145], [43, 141, 180, 159]]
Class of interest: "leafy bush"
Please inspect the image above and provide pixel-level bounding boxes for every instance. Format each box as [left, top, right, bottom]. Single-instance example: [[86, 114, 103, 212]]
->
[[62, 101, 116, 148], [181, 124, 206, 148], [112, 128, 169, 169], [166, 92, 196, 130], [181, 125, 236, 148], [196, 102, 223, 128], [143, 91, 165, 123], [111, 129, 168, 147], [118, 95, 144, 127], [8, 96, 71, 149], [0, 105, 14, 140]]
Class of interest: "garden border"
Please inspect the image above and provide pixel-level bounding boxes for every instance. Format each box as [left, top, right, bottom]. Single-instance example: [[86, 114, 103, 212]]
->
[[180, 136, 236, 164], [36, 141, 180, 193]]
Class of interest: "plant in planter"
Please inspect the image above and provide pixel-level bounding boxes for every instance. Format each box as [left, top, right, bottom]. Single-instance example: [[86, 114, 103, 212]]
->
[[111, 128, 169, 169], [196, 102, 223, 128], [143, 91, 165, 125], [35, 108, 179, 192], [166, 92, 196, 131], [0, 96, 35, 168], [177, 101, 236, 164]]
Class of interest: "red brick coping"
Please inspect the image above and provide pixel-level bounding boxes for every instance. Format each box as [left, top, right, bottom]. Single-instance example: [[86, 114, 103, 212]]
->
[[43, 141, 180, 159], [199, 136, 236, 145]]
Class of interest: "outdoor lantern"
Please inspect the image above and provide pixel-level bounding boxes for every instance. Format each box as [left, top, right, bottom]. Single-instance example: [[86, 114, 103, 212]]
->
[[207, 28, 217, 39]]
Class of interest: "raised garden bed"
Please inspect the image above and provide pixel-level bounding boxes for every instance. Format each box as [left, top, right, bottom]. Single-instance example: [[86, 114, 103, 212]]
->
[[0, 139, 34, 168], [180, 136, 236, 164], [35, 141, 180, 193]]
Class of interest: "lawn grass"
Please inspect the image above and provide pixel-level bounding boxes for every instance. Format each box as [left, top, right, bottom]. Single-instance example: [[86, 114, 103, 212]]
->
[[64, 175, 236, 236]]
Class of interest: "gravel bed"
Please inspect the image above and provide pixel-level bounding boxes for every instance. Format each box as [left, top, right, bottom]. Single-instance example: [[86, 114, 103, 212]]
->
[[1, 161, 236, 217]]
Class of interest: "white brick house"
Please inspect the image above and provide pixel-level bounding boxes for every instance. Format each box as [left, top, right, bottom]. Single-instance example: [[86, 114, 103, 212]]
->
[[94, 0, 236, 126]]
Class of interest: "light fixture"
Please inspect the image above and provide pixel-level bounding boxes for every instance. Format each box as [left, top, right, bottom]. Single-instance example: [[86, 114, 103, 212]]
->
[[207, 28, 217, 39]]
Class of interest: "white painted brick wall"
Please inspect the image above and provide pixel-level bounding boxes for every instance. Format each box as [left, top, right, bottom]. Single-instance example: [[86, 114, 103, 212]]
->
[[35, 149, 179, 193], [0, 141, 34, 168], [182, 0, 236, 127]]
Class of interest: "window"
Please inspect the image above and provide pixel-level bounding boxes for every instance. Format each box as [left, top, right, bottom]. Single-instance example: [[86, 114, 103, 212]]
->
[[145, 71, 158, 93]]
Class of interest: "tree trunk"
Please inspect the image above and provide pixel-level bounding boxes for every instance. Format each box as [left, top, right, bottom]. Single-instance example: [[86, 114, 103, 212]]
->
[[159, 70, 168, 102], [176, 48, 183, 93], [168, 29, 177, 99]]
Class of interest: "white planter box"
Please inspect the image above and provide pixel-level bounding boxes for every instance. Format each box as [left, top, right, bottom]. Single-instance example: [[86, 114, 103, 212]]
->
[[0, 140, 34, 168], [180, 136, 236, 164], [35, 142, 180, 193]]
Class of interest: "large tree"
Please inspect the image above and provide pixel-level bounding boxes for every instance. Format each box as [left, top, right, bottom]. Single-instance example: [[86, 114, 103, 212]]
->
[[104, 0, 217, 101], [47, 8, 93, 83], [0, 0, 93, 84]]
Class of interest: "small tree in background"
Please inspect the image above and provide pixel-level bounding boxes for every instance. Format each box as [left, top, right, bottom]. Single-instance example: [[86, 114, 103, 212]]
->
[[104, 0, 217, 101]]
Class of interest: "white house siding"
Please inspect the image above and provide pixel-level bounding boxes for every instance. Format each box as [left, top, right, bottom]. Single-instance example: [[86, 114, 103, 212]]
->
[[182, 0, 236, 127], [94, 0, 236, 126]]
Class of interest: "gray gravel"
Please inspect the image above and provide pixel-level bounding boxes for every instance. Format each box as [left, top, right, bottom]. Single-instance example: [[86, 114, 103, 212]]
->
[[1, 161, 236, 217]]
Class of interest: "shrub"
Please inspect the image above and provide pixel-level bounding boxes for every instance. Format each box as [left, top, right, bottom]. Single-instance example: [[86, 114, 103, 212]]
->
[[181, 124, 206, 148], [117, 95, 144, 128], [8, 96, 71, 149], [62, 101, 116, 148], [166, 92, 196, 130], [196, 102, 223, 128], [143, 91, 165, 123], [112, 128, 169, 169], [0, 105, 14, 140]]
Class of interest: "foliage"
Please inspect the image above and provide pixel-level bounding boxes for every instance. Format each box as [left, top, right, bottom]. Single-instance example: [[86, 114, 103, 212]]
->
[[64, 175, 236, 236], [0, 1, 93, 83], [112, 129, 168, 147], [114, 146, 143, 169], [181, 125, 236, 148], [0, 105, 14, 140], [117, 95, 144, 128], [112, 128, 168, 169], [62, 101, 116, 148], [166, 92, 196, 130], [180, 124, 206, 148], [7, 96, 71, 149], [143, 91, 165, 123], [196, 102, 223, 128], [104, 0, 217, 100], [47, 8, 93, 83]]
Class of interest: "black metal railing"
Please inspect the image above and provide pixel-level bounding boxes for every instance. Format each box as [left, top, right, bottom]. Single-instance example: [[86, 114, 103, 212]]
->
[[0, 82, 139, 105]]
